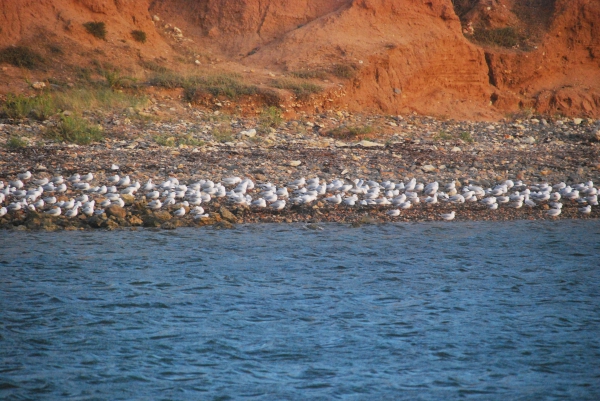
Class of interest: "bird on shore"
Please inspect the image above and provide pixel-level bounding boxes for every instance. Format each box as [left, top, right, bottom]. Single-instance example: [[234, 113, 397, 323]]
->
[[579, 205, 591, 214], [271, 200, 286, 210], [387, 209, 400, 217], [173, 207, 186, 217], [18, 171, 32, 181], [546, 208, 561, 217], [45, 207, 61, 216], [440, 211, 455, 221]]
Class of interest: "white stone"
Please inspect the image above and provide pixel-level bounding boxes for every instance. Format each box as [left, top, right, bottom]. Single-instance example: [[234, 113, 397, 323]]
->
[[451, 147, 462, 152], [289, 160, 302, 167], [421, 164, 436, 172], [358, 140, 384, 147], [152, 15, 160, 22], [32, 82, 46, 90], [523, 136, 536, 144], [573, 118, 583, 125], [239, 129, 256, 138]]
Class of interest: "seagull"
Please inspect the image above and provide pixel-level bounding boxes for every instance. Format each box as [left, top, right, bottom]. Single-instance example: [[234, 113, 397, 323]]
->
[[108, 174, 120, 184], [0, 207, 6, 217], [81, 173, 94, 182], [440, 211, 455, 221], [17, 171, 32, 180], [148, 200, 162, 210], [387, 209, 400, 217], [45, 207, 61, 216], [173, 207, 186, 217], [546, 208, 561, 217], [579, 205, 591, 214], [271, 200, 286, 210], [251, 198, 267, 208]]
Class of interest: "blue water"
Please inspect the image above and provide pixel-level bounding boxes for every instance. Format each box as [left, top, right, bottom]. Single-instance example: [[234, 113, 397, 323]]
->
[[1, 221, 600, 400]]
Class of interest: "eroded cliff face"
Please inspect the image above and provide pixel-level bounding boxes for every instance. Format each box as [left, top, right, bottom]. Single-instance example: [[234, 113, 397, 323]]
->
[[1, 0, 598, 119], [485, 0, 600, 116], [0, 0, 168, 57]]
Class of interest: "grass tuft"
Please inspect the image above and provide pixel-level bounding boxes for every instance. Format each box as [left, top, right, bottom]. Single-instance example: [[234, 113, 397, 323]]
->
[[46, 115, 104, 145], [0, 46, 45, 69], [472, 27, 521, 48], [326, 125, 373, 140], [5, 136, 28, 149], [211, 127, 234, 143], [83, 22, 107, 40], [131, 30, 147, 43], [272, 79, 322, 100], [331, 63, 358, 79], [259, 106, 283, 129], [290, 69, 328, 80]]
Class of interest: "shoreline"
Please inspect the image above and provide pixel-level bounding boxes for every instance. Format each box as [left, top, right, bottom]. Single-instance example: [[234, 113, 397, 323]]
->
[[2, 199, 598, 232], [2, 112, 599, 231]]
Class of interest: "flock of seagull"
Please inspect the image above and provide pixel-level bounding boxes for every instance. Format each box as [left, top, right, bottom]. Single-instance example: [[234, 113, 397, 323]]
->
[[0, 169, 597, 222]]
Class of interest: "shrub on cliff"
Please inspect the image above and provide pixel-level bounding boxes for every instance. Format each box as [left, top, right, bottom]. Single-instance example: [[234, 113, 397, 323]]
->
[[83, 22, 107, 40]]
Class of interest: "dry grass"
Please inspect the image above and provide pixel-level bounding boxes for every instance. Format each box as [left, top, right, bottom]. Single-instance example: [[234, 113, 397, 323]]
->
[[472, 27, 522, 48], [272, 79, 322, 100], [325, 125, 373, 140], [83, 22, 107, 40], [0, 46, 45, 69]]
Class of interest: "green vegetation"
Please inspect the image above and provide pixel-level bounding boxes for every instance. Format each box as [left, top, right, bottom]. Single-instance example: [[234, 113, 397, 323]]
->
[[131, 30, 147, 43], [46, 115, 104, 145], [211, 127, 234, 143], [259, 106, 283, 129], [83, 22, 107, 40], [101, 69, 137, 89], [155, 134, 204, 147], [327, 125, 373, 140], [272, 79, 322, 100], [149, 72, 258, 101], [459, 131, 475, 143], [1, 88, 146, 121], [290, 69, 328, 80], [331, 63, 358, 79], [0, 46, 45, 69], [140, 60, 170, 74], [5, 136, 28, 149], [433, 131, 453, 141], [472, 27, 521, 48]]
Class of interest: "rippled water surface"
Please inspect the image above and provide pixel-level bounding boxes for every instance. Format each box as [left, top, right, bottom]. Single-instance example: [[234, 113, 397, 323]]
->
[[1, 221, 600, 400]]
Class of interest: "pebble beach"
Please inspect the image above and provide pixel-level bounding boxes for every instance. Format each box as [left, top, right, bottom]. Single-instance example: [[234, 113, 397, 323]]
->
[[1, 109, 599, 230]]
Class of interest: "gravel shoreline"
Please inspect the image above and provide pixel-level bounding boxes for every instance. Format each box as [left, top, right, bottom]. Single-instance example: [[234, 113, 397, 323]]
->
[[1, 110, 599, 230]]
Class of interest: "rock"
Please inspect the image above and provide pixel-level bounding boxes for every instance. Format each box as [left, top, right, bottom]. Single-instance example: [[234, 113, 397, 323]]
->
[[573, 118, 583, 125], [522, 136, 536, 144], [421, 164, 436, 172], [239, 129, 256, 138], [451, 146, 461, 152], [595, 130, 600, 142], [102, 218, 121, 230], [195, 60, 201, 65], [219, 206, 238, 223], [289, 160, 302, 167], [128, 215, 143, 226], [32, 82, 46, 90], [152, 15, 160, 22], [105, 205, 126, 219], [153, 211, 172, 222], [121, 194, 135, 206], [213, 221, 234, 229], [358, 140, 384, 147]]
